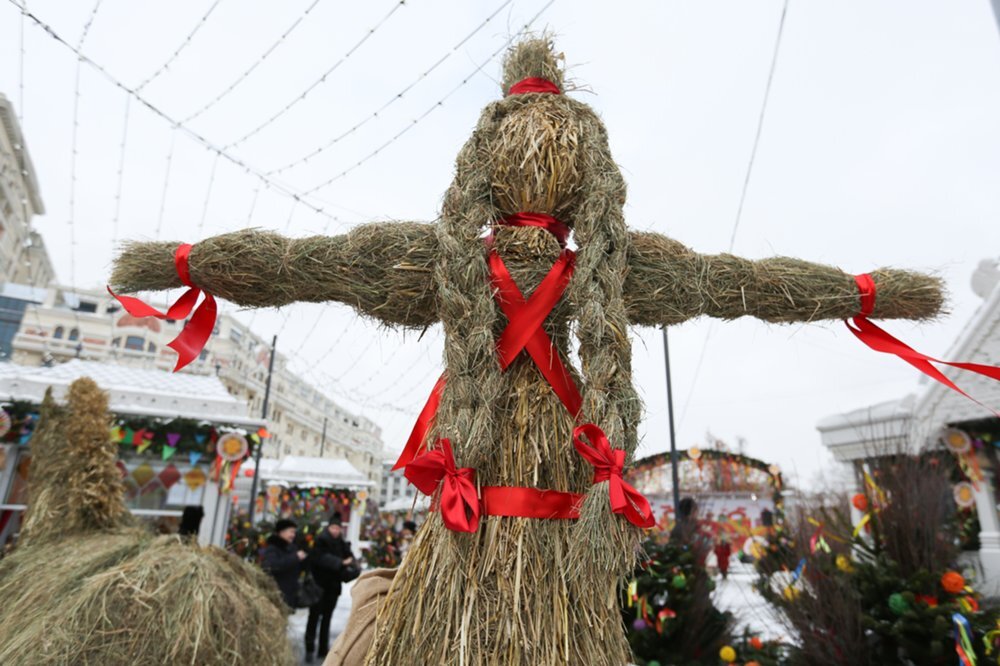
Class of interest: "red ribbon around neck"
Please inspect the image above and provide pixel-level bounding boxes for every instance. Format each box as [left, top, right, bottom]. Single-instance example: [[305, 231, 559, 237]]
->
[[107, 244, 217, 372], [847, 273, 1000, 417], [495, 212, 570, 248], [403, 438, 480, 533], [508, 77, 561, 96], [573, 423, 655, 529]]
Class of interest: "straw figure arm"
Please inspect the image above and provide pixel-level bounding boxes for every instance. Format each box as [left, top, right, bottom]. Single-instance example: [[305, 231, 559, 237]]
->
[[110, 223, 440, 328], [624, 232, 945, 326]]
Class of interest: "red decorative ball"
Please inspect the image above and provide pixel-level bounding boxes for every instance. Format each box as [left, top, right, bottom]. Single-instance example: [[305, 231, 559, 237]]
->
[[851, 493, 868, 512], [750, 636, 763, 650], [941, 571, 966, 594]]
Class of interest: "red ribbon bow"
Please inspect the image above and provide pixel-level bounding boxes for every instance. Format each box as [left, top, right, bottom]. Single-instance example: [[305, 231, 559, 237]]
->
[[572, 423, 655, 528], [507, 77, 561, 96], [107, 244, 218, 372], [404, 438, 480, 533], [847, 274, 1000, 417]]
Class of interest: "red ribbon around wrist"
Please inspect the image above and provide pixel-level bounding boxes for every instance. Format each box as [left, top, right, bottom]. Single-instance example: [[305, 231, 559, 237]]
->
[[404, 438, 480, 533], [508, 77, 561, 96], [573, 423, 655, 529], [107, 244, 217, 372], [847, 273, 1000, 417]]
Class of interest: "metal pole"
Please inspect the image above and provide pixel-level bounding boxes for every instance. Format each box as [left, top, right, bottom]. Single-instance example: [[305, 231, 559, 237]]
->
[[319, 416, 328, 457], [247, 334, 277, 525], [992, 0, 1000, 37], [662, 327, 681, 516]]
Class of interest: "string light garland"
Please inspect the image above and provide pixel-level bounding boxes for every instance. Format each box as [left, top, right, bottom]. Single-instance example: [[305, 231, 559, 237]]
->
[[134, 0, 224, 92], [266, 0, 514, 176], [302, 0, 555, 195], [110, 95, 131, 248], [223, 0, 409, 150], [181, 0, 323, 123], [153, 129, 177, 239]]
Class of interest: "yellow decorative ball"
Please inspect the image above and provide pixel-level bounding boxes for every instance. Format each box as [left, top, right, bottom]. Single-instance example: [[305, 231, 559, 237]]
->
[[719, 645, 736, 662], [836, 554, 853, 573]]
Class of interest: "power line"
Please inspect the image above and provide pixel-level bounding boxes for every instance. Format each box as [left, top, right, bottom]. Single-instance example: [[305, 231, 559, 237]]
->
[[679, 0, 790, 428], [223, 0, 409, 150], [135, 0, 224, 92], [11, 0, 354, 226], [267, 0, 513, 176], [301, 0, 554, 195], [181, 0, 323, 124]]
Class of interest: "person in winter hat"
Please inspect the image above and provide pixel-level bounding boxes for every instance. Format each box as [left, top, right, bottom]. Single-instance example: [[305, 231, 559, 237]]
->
[[305, 512, 356, 662], [261, 518, 306, 609]]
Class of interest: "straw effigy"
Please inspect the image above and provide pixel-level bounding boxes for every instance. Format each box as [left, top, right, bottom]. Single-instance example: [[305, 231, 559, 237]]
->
[[0, 379, 294, 665], [110, 36, 943, 666]]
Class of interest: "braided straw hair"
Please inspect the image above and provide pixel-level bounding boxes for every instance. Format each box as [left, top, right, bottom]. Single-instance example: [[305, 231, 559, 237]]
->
[[433, 35, 642, 576]]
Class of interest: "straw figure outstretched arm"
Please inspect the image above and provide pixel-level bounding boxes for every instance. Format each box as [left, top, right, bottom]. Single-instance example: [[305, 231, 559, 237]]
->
[[110, 222, 440, 328], [624, 232, 944, 326]]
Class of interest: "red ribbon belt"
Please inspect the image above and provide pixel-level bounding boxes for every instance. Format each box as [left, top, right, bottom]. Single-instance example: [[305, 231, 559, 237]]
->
[[847, 274, 1000, 417], [107, 244, 217, 372], [404, 438, 480, 533], [573, 423, 655, 528], [508, 77, 561, 96]]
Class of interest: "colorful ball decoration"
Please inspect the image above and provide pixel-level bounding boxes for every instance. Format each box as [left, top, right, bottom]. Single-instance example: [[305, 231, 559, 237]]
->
[[746, 662, 762, 666], [941, 571, 966, 594], [888, 592, 910, 615], [719, 645, 737, 663], [836, 554, 854, 573], [941, 428, 972, 455], [749, 636, 763, 650], [953, 481, 976, 509], [217, 432, 249, 462], [671, 573, 687, 590], [0, 408, 10, 438], [851, 493, 868, 512], [632, 618, 647, 631]]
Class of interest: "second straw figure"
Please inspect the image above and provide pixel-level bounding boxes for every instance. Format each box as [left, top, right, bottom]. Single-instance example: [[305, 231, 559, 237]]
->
[[112, 38, 944, 665]]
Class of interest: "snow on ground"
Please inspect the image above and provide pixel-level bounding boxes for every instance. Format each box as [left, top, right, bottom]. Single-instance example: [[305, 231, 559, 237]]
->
[[712, 560, 793, 644], [286, 582, 355, 664]]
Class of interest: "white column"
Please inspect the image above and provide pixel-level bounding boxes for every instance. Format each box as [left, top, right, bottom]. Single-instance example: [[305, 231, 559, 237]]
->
[[974, 468, 1000, 595], [347, 495, 362, 546]]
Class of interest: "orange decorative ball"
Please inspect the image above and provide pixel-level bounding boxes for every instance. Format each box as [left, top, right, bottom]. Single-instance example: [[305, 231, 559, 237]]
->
[[747, 662, 762, 666], [750, 636, 763, 650], [941, 571, 966, 594], [851, 493, 868, 511]]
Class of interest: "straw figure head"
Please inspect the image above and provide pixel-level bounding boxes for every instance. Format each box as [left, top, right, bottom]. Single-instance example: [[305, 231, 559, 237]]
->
[[435, 35, 642, 576]]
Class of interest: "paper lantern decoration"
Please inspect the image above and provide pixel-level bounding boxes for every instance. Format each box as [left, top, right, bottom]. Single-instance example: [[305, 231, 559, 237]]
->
[[941, 428, 972, 455], [954, 481, 976, 509], [687, 447, 701, 461], [184, 467, 208, 491], [158, 464, 181, 489], [851, 493, 868, 512], [217, 432, 249, 462], [941, 571, 965, 594], [131, 463, 155, 487], [0, 408, 11, 439], [719, 645, 736, 663]]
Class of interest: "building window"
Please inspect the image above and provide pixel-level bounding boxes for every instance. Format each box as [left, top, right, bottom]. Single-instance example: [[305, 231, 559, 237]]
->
[[75, 301, 97, 313], [147, 342, 157, 353], [124, 335, 145, 351], [68, 328, 79, 341], [53, 326, 64, 339], [111, 337, 121, 347]]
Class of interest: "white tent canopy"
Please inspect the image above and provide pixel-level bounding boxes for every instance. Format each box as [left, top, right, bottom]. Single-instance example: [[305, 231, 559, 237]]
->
[[248, 455, 373, 489]]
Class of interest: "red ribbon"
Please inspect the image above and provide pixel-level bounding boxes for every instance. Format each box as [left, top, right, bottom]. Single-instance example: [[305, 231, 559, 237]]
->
[[847, 274, 1000, 417], [508, 77, 561, 96], [495, 212, 570, 248], [404, 438, 480, 533], [107, 244, 217, 372], [480, 486, 582, 520], [393, 373, 446, 471], [572, 423, 655, 528]]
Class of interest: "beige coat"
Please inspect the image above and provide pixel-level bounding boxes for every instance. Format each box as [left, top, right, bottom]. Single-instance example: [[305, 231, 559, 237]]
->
[[324, 568, 396, 666]]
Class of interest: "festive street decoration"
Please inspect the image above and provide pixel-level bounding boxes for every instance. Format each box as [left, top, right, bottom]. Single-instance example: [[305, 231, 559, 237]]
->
[[109, 35, 961, 666], [954, 481, 977, 509], [0, 407, 11, 438]]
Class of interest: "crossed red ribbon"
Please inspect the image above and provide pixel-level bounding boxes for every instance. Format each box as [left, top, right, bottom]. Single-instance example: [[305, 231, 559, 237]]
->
[[107, 244, 218, 372], [847, 274, 1000, 417], [573, 423, 655, 529], [403, 438, 480, 533]]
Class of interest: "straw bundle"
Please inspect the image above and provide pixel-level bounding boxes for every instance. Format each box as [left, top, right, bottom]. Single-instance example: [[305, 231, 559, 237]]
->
[[0, 378, 294, 665], [110, 34, 945, 666]]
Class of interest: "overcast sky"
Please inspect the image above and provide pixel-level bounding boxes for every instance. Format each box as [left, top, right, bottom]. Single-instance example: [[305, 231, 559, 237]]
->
[[3, 0, 999, 487]]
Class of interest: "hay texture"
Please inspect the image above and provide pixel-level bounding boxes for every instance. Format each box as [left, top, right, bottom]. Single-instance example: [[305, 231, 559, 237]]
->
[[111, 35, 944, 666], [0, 378, 294, 665]]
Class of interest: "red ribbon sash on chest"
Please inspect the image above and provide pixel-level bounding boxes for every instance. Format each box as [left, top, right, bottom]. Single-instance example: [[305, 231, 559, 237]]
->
[[395, 211, 653, 531]]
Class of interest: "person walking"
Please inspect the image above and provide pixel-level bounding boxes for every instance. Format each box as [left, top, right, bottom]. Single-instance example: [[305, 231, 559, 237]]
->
[[306, 512, 355, 663], [714, 534, 732, 580], [261, 518, 306, 610]]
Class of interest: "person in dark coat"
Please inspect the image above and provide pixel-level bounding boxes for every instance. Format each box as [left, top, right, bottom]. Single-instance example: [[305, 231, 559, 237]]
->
[[178, 505, 204, 539], [305, 512, 355, 662], [261, 518, 306, 610]]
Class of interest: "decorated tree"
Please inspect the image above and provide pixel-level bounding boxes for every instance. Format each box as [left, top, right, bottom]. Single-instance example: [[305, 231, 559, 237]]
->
[[111, 36, 948, 665]]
